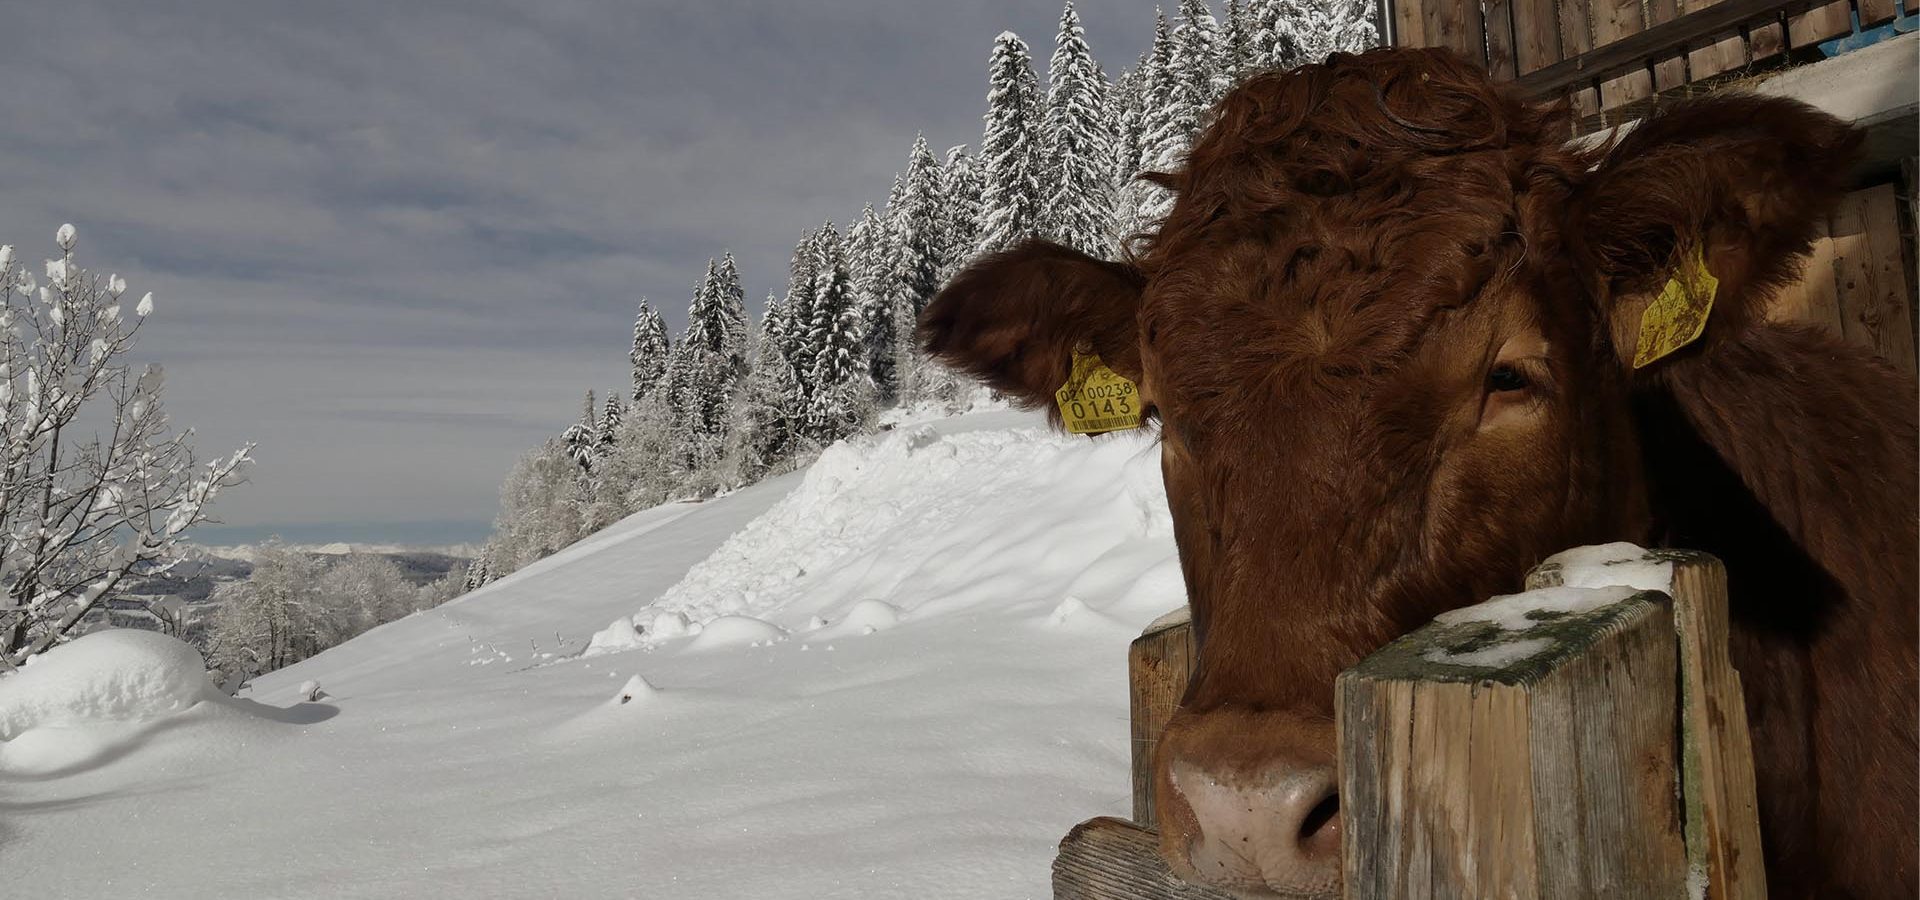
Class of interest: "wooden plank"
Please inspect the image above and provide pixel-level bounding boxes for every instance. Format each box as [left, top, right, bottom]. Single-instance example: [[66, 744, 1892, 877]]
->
[[1511, 0, 1815, 96], [1787, 0, 1854, 47], [1768, 212, 1848, 336], [1053, 817, 1235, 900], [1559, 0, 1599, 126], [1339, 586, 1688, 897], [1424, 0, 1491, 64], [1647, 0, 1692, 91], [1513, 0, 1567, 73], [1592, 0, 1657, 112], [1486, 0, 1521, 79], [1395, 0, 1431, 49], [1859, 0, 1898, 27], [1832, 183, 1918, 374], [1749, 18, 1788, 66], [1129, 609, 1196, 826]]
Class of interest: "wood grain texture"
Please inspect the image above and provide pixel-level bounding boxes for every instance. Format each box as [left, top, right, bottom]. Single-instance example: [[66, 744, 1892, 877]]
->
[[1858, 0, 1898, 27], [1787, 0, 1854, 46], [1831, 183, 1917, 374], [1130, 611, 1197, 825], [1053, 817, 1235, 900], [1592, 0, 1656, 110], [1514, 0, 1567, 73], [1339, 589, 1687, 898], [1769, 182, 1916, 373]]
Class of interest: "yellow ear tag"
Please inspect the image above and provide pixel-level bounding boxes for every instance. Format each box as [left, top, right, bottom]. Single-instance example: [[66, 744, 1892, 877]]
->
[[1055, 350, 1143, 434], [1632, 245, 1719, 369]]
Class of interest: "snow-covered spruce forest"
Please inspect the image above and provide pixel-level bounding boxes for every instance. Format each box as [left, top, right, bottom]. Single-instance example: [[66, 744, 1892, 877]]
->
[[468, 0, 1377, 591]]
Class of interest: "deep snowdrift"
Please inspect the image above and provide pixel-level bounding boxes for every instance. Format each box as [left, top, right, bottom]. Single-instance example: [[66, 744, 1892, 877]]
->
[[1, 407, 1186, 899]]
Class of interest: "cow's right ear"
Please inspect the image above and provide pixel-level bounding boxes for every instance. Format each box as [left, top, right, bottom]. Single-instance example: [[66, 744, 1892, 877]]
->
[[918, 239, 1147, 424]]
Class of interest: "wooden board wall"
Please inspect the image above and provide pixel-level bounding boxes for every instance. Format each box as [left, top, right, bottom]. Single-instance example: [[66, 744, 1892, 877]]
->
[[1769, 182, 1919, 374]]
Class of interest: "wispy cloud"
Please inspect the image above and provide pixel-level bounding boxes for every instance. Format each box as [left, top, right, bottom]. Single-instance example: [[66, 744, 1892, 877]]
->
[[0, 0, 1155, 540]]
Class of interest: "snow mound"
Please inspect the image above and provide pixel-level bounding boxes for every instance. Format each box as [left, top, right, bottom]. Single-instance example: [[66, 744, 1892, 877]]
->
[[645, 415, 1174, 637], [0, 629, 217, 740], [584, 616, 646, 656], [645, 610, 695, 641], [614, 674, 658, 704], [682, 615, 785, 652]]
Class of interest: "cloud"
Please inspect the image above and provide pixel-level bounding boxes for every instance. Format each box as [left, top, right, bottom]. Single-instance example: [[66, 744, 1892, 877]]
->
[[0, 0, 1156, 539]]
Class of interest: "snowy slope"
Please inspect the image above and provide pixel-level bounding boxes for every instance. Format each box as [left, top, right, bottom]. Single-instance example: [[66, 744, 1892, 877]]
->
[[1, 408, 1187, 899]]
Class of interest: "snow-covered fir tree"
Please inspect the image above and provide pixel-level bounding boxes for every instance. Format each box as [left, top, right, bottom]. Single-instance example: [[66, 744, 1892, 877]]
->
[[890, 136, 948, 336], [847, 204, 902, 402], [1219, 0, 1254, 85], [1041, 1, 1116, 259], [596, 393, 623, 458], [1172, 0, 1223, 119], [937, 147, 983, 279], [1126, 10, 1183, 233], [779, 228, 823, 403], [629, 300, 669, 402], [561, 390, 599, 472], [802, 223, 872, 443], [975, 32, 1044, 255], [726, 297, 810, 484], [1248, 0, 1376, 71]]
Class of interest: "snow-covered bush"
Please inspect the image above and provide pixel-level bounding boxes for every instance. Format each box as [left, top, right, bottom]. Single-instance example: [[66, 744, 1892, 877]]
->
[[0, 226, 253, 668]]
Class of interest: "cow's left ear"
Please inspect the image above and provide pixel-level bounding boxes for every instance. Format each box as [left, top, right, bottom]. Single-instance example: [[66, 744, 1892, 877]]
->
[[1572, 93, 1862, 367], [919, 239, 1148, 428]]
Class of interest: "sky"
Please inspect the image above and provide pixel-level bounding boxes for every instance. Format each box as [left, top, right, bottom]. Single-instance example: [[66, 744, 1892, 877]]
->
[[0, 0, 1162, 546]]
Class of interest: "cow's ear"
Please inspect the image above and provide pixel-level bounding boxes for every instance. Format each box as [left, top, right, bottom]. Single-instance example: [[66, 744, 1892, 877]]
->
[[1576, 95, 1916, 632], [1572, 94, 1862, 368], [919, 239, 1147, 425]]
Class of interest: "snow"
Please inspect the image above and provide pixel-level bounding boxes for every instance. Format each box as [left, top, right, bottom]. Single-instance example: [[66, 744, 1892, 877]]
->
[[1541, 541, 1674, 592], [0, 629, 215, 741], [1434, 584, 1643, 631], [0, 629, 293, 777], [2, 407, 1182, 898]]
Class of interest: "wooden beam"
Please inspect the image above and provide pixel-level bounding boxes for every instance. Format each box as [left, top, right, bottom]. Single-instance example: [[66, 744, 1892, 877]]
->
[[1130, 608, 1197, 826], [1053, 817, 1235, 900], [1515, 0, 1818, 97]]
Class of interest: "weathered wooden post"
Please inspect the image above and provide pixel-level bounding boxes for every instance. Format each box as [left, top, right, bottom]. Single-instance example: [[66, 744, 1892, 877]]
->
[[1338, 548, 1764, 900]]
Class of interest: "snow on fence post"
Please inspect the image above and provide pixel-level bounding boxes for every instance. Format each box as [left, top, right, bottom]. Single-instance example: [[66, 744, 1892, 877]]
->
[[1052, 548, 1764, 900]]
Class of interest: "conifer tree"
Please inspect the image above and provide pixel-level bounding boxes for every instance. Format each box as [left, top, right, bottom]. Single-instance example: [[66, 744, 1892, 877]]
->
[[562, 389, 599, 472], [780, 228, 823, 399], [596, 394, 622, 458], [629, 300, 670, 402], [1249, 0, 1375, 71], [892, 135, 947, 322], [728, 303, 808, 483], [848, 204, 902, 401], [803, 223, 870, 443], [710, 252, 749, 377], [1130, 10, 1184, 231], [1172, 0, 1223, 116], [1220, 0, 1254, 84], [975, 32, 1044, 255], [1041, 0, 1116, 259], [938, 146, 983, 278]]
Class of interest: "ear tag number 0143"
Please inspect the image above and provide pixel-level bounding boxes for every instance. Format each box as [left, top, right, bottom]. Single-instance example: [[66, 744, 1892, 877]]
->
[[1633, 244, 1719, 369], [1056, 350, 1143, 434]]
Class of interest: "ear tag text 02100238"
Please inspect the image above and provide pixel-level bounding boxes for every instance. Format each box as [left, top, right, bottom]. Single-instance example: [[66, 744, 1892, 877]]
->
[[1055, 349, 1143, 434], [1632, 244, 1719, 369]]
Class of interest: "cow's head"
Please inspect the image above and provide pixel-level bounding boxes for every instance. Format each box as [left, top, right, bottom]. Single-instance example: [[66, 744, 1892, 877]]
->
[[921, 47, 1861, 898]]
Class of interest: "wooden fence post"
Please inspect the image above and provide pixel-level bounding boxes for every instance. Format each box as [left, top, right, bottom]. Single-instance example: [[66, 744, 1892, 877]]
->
[[1339, 549, 1765, 900], [1130, 608, 1196, 826]]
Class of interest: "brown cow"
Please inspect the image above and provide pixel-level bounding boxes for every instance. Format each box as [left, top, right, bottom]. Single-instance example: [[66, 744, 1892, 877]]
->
[[921, 47, 1916, 899]]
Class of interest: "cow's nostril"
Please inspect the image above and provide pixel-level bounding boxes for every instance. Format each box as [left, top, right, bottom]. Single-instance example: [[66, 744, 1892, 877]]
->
[[1300, 792, 1339, 840], [1299, 790, 1342, 860]]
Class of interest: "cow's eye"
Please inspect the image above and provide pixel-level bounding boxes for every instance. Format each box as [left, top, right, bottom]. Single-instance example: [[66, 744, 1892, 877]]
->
[[1486, 363, 1528, 393]]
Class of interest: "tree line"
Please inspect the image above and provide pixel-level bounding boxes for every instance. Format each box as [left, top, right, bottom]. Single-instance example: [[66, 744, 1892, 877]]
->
[[465, 0, 1376, 589]]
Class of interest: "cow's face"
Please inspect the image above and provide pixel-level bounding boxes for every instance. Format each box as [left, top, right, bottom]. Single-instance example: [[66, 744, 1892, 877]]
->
[[920, 48, 1858, 899]]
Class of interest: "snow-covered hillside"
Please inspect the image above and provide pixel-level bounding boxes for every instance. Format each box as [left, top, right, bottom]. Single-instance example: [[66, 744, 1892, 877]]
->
[[1, 408, 1188, 899]]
